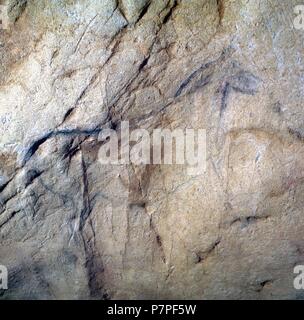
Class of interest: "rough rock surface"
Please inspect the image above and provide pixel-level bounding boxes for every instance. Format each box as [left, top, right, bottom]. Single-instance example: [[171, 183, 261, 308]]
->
[[0, 0, 304, 299]]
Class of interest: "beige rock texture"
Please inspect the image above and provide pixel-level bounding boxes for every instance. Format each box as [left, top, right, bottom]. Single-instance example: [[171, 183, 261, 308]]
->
[[0, 0, 304, 300]]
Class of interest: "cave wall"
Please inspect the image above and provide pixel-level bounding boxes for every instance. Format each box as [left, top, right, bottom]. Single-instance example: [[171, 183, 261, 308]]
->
[[0, 0, 304, 299]]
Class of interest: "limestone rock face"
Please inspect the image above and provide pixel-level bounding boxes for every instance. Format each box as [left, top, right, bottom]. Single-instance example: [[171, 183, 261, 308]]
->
[[0, 0, 304, 299]]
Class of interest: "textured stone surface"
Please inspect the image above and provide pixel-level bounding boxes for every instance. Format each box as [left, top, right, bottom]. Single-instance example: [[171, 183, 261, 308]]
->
[[0, 0, 304, 299]]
